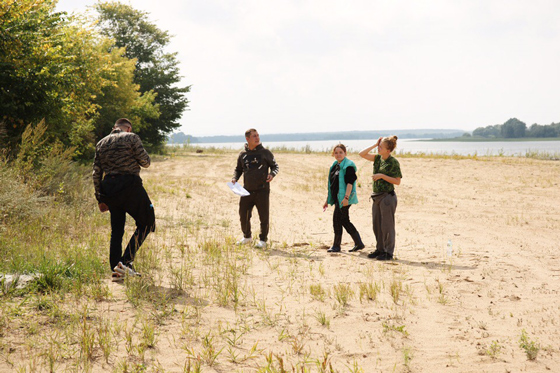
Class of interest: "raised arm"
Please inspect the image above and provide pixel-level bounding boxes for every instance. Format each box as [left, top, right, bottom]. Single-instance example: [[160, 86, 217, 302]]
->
[[359, 137, 382, 161]]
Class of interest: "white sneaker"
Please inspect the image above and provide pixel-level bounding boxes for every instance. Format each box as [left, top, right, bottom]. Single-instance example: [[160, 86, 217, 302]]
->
[[236, 237, 252, 245], [255, 240, 267, 248], [114, 262, 141, 277], [111, 272, 124, 282]]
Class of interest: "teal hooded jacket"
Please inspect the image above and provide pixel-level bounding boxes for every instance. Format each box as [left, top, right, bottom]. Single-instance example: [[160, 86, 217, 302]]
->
[[327, 157, 358, 208]]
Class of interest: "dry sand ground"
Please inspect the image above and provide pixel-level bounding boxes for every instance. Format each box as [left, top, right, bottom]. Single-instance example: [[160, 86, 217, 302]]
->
[[5, 151, 560, 372]]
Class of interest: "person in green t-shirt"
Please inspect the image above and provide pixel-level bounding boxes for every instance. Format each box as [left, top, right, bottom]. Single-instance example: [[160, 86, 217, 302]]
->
[[359, 136, 402, 261]]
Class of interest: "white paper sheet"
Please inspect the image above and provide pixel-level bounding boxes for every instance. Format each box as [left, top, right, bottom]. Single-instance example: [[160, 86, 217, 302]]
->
[[227, 182, 250, 197]]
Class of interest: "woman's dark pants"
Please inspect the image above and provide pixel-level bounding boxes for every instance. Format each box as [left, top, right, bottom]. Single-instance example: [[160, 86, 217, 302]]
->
[[371, 192, 397, 255], [332, 199, 362, 247]]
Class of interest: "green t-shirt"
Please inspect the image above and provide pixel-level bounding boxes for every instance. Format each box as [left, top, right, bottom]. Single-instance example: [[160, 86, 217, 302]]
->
[[373, 154, 402, 193]]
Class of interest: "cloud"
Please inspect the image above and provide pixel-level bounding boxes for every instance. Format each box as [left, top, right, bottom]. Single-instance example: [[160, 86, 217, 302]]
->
[[56, 0, 560, 135]]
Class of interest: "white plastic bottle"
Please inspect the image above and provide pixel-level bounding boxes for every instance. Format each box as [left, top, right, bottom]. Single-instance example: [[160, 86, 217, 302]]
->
[[446, 240, 453, 257]]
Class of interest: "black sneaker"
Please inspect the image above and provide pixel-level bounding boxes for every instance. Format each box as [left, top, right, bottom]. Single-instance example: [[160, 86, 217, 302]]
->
[[327, 246, 341, 253], [367, 250, 381, 259], [376, 253, 393, 261], [349, 243, 365, 252]]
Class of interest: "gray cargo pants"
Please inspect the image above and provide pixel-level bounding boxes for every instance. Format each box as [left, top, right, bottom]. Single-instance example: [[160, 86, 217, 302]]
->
[[371, 192, 398, 255]]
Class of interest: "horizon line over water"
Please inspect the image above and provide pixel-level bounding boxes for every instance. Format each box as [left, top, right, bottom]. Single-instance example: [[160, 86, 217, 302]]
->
[[169, 139, 560, 157]]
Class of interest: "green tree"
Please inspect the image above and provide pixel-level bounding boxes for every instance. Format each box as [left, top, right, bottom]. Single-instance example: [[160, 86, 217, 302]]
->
[[469, 119, 559, 139], [89, 38, 160, 145], [528, 123, 559, 138], [0, 0, 158, 158], [95, 1, 190, 148], [501, 118, 526, 138], [1, 0, 70, 148], [473, 124, 500, 138], [472, 127, 485, 137], [551, 122, 560, 137]]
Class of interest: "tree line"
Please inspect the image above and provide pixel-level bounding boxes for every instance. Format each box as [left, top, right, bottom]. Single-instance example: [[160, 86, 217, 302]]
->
[[472, 118, 560, 139], [1, 0, 189, 159], [169, 129, 466, 144]]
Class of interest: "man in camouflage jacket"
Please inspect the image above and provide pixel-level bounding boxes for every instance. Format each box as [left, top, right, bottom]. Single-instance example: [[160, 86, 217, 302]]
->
[[93, 118, 155, 279]]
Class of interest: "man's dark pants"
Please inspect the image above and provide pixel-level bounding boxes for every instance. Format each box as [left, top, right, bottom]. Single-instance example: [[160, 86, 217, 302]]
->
[[239, 188, 269, 242], [102, 175, 155, 270]]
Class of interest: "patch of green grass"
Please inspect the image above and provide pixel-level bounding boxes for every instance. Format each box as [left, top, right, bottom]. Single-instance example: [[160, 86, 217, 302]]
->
[[519, 329, 540, 360], [359, 282, 379, 302], [382, 321, 409, 337], [333, 283, 354, 307], [486, 340, 502, 359], [390, 278, 403, 304], [314, 310, 330, 328], [403, 346, 414, 367], [309, 284, 327, 302]]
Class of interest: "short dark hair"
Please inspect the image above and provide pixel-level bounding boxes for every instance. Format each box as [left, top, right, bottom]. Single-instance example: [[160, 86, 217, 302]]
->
[[245, 128, 257, 138], [115, 118, 132, 128]]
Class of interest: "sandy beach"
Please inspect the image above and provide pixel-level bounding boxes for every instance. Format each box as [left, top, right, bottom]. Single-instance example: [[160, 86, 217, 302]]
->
[[3, 150, 560, 372]]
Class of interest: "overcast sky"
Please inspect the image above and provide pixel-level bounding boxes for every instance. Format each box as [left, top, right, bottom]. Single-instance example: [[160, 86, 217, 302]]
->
[[56, 0, 560, 136]]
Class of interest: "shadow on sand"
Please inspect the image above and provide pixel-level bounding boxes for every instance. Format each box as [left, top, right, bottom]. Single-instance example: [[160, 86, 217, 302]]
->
[[323, 250, 477, 271], [265, 242, 325, 261], [391, 258, 477, 271]]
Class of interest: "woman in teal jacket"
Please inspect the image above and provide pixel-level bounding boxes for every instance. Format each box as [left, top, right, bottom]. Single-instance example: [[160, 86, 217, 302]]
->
[[322, 144, 365, 253]]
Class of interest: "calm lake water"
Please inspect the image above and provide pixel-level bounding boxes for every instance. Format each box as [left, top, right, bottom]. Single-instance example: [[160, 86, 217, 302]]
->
[[174, 139, 560, 157]]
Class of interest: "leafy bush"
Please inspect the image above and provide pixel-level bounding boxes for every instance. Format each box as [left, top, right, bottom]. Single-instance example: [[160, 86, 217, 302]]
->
[[12, 121, 93, 207], [1, 121, 103, 297]]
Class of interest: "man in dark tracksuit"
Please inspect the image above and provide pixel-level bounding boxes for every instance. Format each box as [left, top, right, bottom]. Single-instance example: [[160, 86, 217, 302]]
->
[[232, 129, 279, 248], [92, 118, 155, 281]]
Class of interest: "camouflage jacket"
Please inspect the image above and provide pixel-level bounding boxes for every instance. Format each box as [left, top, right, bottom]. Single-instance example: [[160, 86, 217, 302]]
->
[[373, 154, 402, 193], [92, 128, 150, 202]]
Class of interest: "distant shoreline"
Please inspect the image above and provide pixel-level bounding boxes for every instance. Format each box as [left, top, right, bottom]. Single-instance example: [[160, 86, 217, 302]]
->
[[168, 129, 466, 144], [425, 137, 560, 142]]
